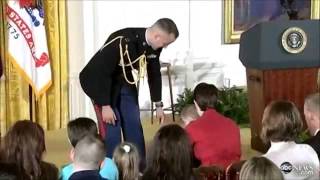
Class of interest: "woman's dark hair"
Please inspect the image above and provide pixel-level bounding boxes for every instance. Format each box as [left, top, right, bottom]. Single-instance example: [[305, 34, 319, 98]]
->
[[193, 82, 219, 111], [0, 120, 46, 179], [143, 124, 193, 180]]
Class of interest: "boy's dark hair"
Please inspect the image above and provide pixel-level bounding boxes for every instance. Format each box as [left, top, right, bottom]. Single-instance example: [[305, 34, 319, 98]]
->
[[67, 117, 98, 147], [193, 82, 218, 111]]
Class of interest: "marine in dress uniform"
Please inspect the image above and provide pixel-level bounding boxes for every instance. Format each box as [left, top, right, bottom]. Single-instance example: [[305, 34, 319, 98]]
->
[[79, 18, 178, 170]]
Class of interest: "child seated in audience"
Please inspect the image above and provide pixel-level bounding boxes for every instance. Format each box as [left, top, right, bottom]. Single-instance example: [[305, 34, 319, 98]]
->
[[185, 82, 241, 168], [69, 135, 107, 180], [261, 100, 319, 180], [60, 117, 118, 180], [113, 142, 140, 180], [180, 104, 201, 166], [142, 124, 194, 180], [239, 156, 284, 180], [180, 104, 199, 126]]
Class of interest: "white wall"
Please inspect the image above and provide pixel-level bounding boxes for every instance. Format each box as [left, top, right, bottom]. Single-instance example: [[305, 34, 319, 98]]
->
[[67, 0, 246, 120], [67, 1, 89, 120]]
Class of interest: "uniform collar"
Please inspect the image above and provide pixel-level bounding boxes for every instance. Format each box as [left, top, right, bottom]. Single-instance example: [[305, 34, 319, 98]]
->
[[314, 129, 320, 136], [145, 28, 151, 46], [135, 28, 148, 47]]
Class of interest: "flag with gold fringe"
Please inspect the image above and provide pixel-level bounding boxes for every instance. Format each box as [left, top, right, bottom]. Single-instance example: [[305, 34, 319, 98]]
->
[[6, 0, 51, 97]]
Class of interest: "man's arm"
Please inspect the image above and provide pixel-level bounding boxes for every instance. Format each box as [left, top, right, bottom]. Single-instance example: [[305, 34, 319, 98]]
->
[[146, 49, 165, 122], [146, 49, 162, 102], [80, 38, 120, 106], [79, 37, 122, 124]]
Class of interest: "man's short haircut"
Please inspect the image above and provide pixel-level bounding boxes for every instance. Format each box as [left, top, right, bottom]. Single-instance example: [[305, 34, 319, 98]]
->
[[67, 117, 98, 147], [260, 100, 303, 143], [74, 135, 106, 170], [304, 93, 320, 114], [153, 18, 179, 38], [180, 104, 199, 123], [193, 83, 218, 111]]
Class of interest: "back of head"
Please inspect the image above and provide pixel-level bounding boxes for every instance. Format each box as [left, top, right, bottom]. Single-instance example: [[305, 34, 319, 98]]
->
[[67, 117, 98, 147], [304, 93, 320, 118], [193, 82, 218, 111], [152, 18, 179, 38], [260, 100, 302, 143], [180, 104, 199, 124], [113, 142, 140, 180], [1, 120, 45, 178], [280, 0, 299, 20], [145, 124, 192, 180], [73, 135, 106, 170], [240, 156, 284, 180]]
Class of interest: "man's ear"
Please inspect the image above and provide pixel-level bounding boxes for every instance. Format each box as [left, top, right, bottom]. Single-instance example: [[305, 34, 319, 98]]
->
[[310, 112, 318, 123], [194, 100, 199, 110], [194, 100, 203, 116], [154, 33, 162, 41], [70, 148, 75, 161], [305, 110, 313, 121]]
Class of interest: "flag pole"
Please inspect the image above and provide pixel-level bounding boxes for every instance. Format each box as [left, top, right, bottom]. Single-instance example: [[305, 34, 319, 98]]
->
[[29, 85, 33, 121]]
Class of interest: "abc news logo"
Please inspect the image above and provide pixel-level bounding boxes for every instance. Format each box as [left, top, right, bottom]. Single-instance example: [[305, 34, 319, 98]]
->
[[280, 162, 315, 176]]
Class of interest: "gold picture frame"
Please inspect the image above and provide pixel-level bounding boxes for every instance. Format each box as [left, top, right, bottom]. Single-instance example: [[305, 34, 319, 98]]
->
[[224, 0, 320, 44]]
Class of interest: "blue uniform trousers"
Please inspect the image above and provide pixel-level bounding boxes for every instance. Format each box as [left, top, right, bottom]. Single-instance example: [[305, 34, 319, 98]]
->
[[94, 84, 146, 170]]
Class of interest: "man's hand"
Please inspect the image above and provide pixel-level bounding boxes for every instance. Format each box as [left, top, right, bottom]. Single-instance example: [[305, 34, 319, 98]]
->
[[101, 105, 117, 125], [156, 107, 165, 124]]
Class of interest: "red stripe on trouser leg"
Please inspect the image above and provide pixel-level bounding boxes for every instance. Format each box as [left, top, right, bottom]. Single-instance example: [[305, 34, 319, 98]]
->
[[93, 104, 106, 139]]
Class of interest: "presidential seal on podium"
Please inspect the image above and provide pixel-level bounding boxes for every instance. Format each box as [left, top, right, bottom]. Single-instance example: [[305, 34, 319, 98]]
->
[[282, 27, 307, 54]]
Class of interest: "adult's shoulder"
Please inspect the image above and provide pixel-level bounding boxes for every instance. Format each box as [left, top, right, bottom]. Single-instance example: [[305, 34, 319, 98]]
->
[[111, 28, 145, 40], [215, 110, 238, 128], [103, 157, 117, 168], [295, 143, 318, 157], [40, 161, 59, 180], [185, 117, 202, 131]]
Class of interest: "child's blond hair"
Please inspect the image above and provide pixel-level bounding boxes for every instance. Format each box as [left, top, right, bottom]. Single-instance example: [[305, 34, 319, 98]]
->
[[113, 142, 140, 180], [180, 104, 199, 125]]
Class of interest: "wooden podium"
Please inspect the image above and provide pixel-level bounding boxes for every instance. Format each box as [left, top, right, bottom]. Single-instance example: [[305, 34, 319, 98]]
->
[[239, 20, 320, 153]]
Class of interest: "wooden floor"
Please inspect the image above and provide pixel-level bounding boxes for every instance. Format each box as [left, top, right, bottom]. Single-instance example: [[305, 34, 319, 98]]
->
[[43, 116, 261, 169]]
